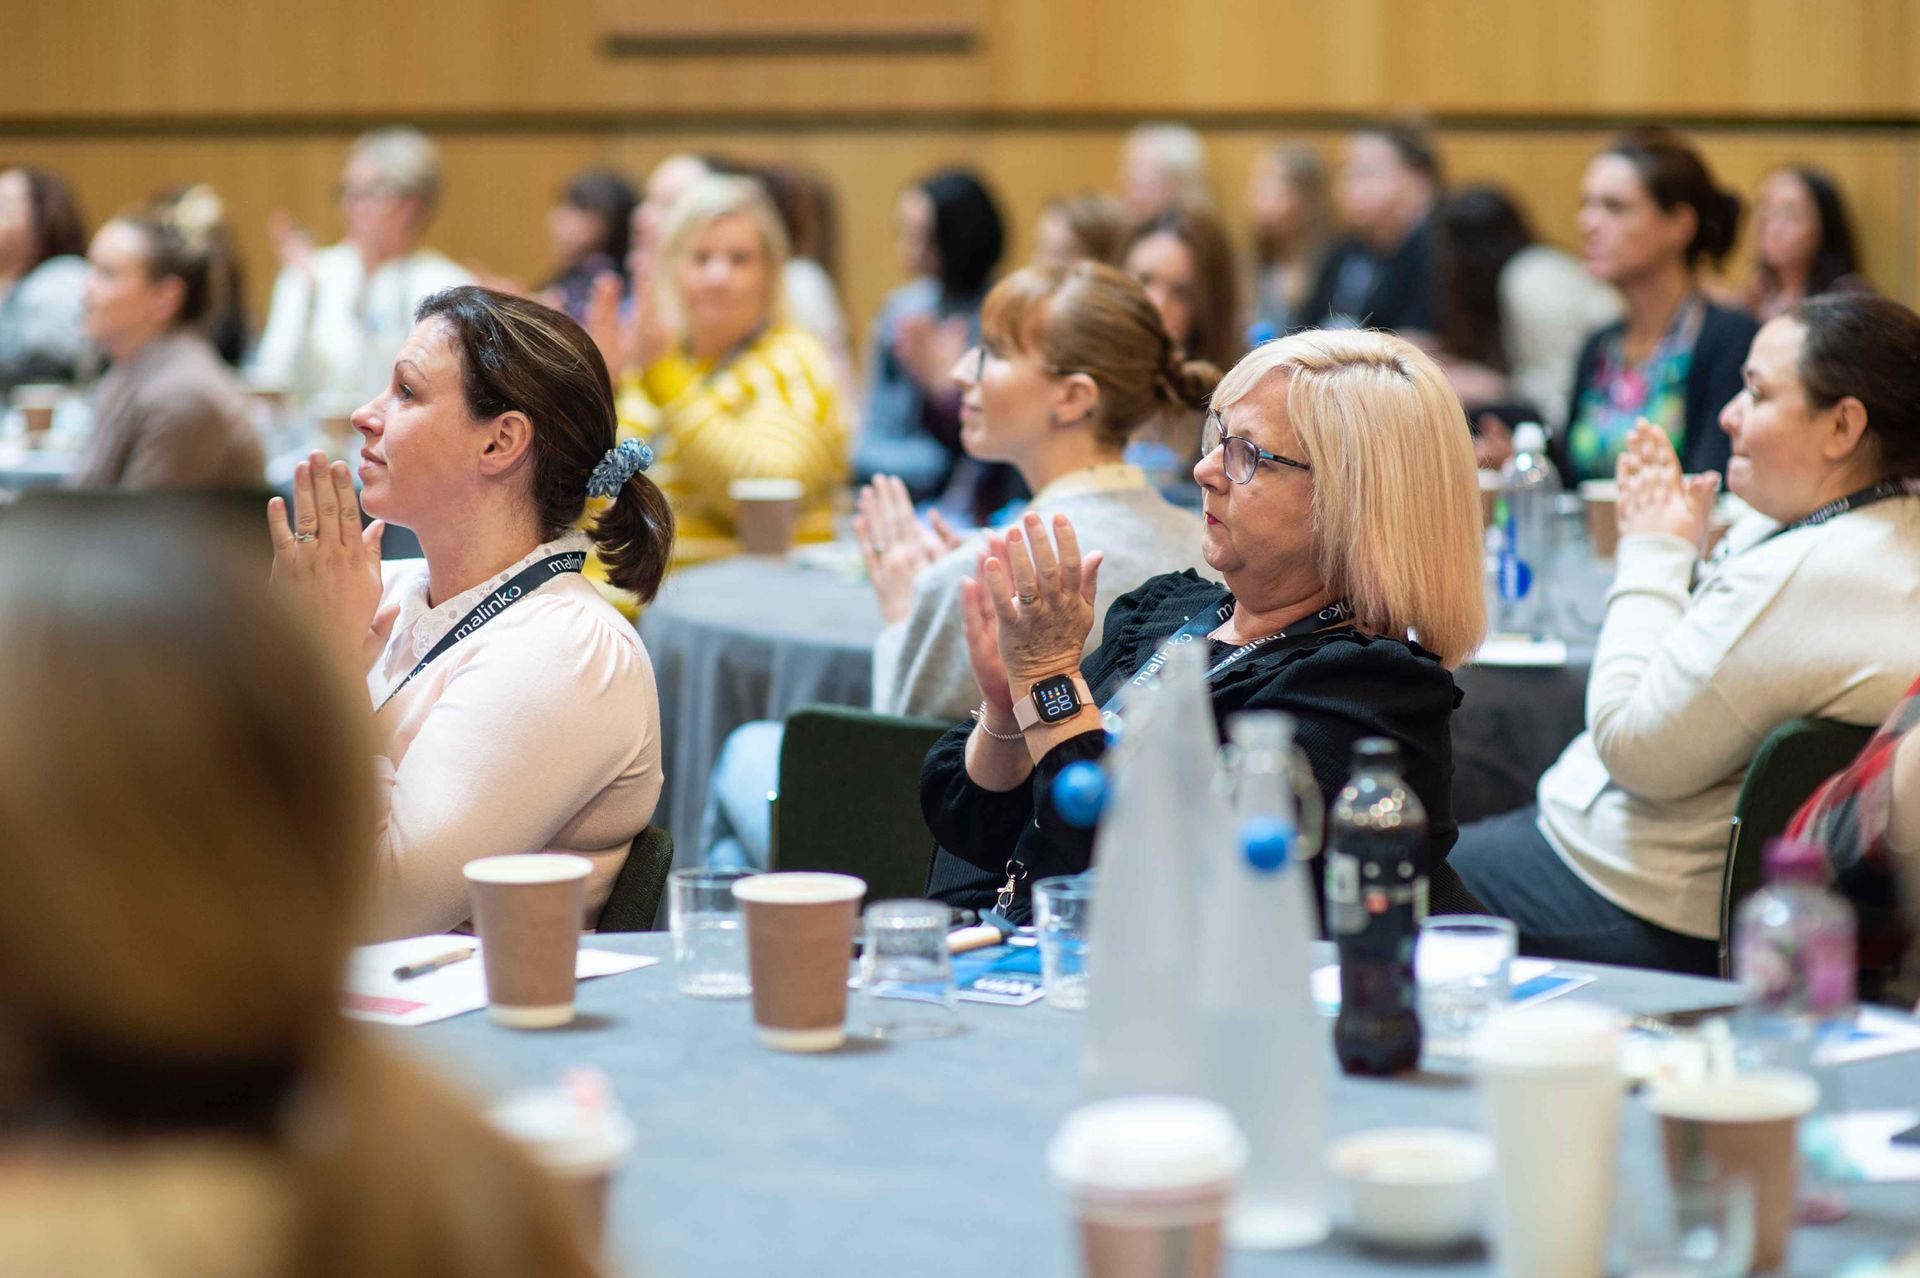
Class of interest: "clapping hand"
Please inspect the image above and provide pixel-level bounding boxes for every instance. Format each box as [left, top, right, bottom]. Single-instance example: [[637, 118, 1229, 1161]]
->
[[960, 512, 1103, 704], [853, 475, 964, 625], [267, 211, 316, 281], [1615, 419, 1719, 549], [892, 313, 971, 398], [267, 451, 396, 673]]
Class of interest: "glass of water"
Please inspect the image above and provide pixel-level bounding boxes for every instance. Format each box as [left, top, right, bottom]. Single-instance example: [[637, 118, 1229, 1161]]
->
[[1034, 874, 1094, 1012], [1416, 914, 1517, 1060], [857, 899, 959, 1039], [1616, 1156, 1756, 1278], [668, 867, 754, 999]]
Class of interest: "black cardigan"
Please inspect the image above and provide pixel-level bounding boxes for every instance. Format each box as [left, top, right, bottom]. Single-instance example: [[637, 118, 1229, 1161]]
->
[[921, 571, 1463, 921], [1555, 302, 1759, 483]]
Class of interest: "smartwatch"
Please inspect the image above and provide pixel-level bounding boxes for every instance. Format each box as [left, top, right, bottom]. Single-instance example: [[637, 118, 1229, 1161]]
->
[[1013, 673, 1094, 731]]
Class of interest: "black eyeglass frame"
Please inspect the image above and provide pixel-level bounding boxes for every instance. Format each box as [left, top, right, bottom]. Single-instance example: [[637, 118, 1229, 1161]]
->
[[1202, 409, 1311, 483]]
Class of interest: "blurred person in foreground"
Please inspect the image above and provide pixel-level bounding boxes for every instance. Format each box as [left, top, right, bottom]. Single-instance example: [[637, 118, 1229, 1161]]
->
[[0, 165, 91, 393], [72, 186, 263, 490], [0, 496, 607, 1277], [252, 127, 473, 415], [269, 286, 671, 938]]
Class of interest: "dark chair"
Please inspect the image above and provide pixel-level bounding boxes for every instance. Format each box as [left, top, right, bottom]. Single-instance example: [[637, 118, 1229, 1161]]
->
[[596, 824, 675, 932], [773, 705, 951, 901], [1718, 717, 1874, 977]]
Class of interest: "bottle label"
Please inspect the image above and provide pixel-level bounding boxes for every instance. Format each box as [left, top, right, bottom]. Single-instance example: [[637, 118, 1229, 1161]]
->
[[1326, 845, 1427, 958]]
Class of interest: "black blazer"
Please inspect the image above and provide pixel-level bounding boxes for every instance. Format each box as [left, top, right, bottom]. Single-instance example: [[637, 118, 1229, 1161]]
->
[[921, 571, 1463, 921], [1556, 302, 1759, 483], [1298, 216, 1438, 336]]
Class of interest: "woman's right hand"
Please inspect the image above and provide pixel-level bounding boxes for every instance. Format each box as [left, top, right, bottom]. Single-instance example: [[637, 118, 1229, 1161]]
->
[[854, 475, 963, 625], [958, 558, 1014, 716]]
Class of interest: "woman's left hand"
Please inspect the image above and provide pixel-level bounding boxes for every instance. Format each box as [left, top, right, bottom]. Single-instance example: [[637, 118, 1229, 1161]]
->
[[268, 451, 392, 671], [979, 511, 1104, 691], [1615, 419, 1719, 548]]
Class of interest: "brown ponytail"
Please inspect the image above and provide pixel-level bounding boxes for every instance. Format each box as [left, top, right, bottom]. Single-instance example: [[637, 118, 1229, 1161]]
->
[[416, 286, 675, 603], [980, 260, 1222, 450]]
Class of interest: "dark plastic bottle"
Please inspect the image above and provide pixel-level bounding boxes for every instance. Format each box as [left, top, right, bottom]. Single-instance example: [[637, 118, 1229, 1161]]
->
[[1326, 738, 1428, 1076]]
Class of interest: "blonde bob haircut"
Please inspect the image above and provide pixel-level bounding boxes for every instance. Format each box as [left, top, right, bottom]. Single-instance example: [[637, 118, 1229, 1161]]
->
[[1212, 329, 1486, 669], [652, 173, 791, 339]]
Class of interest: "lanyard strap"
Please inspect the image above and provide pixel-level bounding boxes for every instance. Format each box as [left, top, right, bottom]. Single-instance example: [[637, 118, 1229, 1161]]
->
[[1100, 593, 1353, 720], [375, 551, 586, 711], [1775, 481, 1908, 537]]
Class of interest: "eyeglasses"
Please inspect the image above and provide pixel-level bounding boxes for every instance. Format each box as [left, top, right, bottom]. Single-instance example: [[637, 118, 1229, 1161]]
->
[[1202, 410, 1311, 483]]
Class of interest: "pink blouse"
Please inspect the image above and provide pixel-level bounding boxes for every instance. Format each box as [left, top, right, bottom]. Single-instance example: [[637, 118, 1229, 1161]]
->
[[366, 531, 663, 938]]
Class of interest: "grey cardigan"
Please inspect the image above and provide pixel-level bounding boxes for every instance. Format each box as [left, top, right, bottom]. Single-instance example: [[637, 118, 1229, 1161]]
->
[[871, 471, 1212, 722]]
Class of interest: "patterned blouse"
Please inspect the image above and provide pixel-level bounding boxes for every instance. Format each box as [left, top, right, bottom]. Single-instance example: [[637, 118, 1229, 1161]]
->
[[1786, 675, 1920, 965], [1563, 295, 1705, 484]]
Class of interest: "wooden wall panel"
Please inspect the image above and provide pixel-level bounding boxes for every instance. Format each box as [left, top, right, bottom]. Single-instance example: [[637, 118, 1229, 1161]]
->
[[6, 0, 1917, 118]]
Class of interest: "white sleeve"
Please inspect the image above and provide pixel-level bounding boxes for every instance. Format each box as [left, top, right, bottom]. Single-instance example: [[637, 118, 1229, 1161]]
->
[[248, 265, 316, 393]]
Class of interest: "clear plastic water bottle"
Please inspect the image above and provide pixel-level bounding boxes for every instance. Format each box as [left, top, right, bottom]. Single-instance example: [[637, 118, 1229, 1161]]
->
[[1326, 738, 1427, 1077], [1494, 422, 1562, 637], [1734, 839, 1857, 1050], [1194, 712, 1330, 1250]]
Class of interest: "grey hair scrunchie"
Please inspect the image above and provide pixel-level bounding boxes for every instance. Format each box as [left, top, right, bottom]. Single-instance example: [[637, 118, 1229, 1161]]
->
[[586, 438, 654, 499]]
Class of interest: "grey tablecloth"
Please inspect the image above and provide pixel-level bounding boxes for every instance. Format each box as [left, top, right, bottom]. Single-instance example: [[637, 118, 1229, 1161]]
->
[[640, 556, 884, 868], [399, 934, 1920, 1278]]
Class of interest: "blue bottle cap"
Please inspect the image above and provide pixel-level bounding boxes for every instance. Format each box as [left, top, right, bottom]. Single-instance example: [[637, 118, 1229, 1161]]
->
[[1241, 816, 1293, 873], [1051, 761, 1107, 829]]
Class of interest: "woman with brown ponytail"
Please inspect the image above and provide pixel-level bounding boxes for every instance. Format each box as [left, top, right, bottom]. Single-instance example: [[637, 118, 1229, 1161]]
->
[[72, 186, 264, 490], [267, 285, 674, 938], [700, 262, 1215, 869], [0, 498, 607, 1277]]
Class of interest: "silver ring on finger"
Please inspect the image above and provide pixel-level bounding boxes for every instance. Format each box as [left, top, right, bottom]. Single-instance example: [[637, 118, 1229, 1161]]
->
[[294, 532, 318, 543]]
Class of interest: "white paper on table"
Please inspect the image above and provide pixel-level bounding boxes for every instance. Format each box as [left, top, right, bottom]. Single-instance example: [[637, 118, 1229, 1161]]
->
[[1817, 1006, 1920, 1066], [343, 933, 657, 1027], [1472, 634, 1570, 668], [1820, 1109, 1920, 1182], [1310, 958, 1556, 1015]]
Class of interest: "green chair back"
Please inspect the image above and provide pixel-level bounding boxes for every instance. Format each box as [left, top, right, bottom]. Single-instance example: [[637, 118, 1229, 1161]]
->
[[774, 705, 952, 901], [1719, 717, 1873, 976], [596, 824, 675, 932]]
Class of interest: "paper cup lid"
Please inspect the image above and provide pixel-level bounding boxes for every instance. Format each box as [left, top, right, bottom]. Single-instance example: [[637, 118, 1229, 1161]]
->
[[487, 1088, 636, 1174], [1645, 1069, 1819, 1122], [728, 477, 805, 501], [462, 853, 593, 885], [1049, 1096, 1247, 1193], [731, 871, 865, 905], [1472, 1000, 1622, 1071]]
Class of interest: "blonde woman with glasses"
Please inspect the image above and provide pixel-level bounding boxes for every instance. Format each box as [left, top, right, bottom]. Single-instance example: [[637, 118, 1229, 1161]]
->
[[922, 329, 1487, 920]]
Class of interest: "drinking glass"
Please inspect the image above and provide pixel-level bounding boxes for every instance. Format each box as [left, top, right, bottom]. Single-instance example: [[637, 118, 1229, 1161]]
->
[[1416, 914, 1517, 1060], [1035, 875, 1094, 1011], [857, 899, 959, 1039], [1616, 1158, 1756, 1278], [668, 867, 754, 998]]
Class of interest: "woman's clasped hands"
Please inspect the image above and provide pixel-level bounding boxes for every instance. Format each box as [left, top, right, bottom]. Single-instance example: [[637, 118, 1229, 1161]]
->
[[1615, 418, 1720, 550], [958, 511, 1104, 718], [267, 450, 397, 674]]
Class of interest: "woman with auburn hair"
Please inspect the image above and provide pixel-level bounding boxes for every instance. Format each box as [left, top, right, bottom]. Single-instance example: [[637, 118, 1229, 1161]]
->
[[268, 284, 672, 938], [699, 262, 1214, 868], [595, 173, 845, 571], [922, 329, 1486, 919], [0, 498, 605, 1277]]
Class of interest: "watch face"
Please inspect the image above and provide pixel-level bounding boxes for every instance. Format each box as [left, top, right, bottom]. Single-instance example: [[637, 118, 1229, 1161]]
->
[[1031, 675, 1081, 724]]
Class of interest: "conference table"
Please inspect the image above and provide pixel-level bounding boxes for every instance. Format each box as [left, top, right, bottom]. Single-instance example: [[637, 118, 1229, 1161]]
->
[[400, 933, 1920, 1278], [639, 548, 1613, 866]]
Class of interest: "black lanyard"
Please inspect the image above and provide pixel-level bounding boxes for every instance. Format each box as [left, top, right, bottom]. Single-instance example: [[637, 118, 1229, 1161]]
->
[[1764, 481, 1908, 543], [375, 551, 586, 711], [1099, 593, 1353, 727]]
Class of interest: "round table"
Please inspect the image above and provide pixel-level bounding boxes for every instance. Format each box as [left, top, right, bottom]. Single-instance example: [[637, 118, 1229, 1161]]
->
[[639, 552, 883, 868], [400, 933, 1920, 1278]]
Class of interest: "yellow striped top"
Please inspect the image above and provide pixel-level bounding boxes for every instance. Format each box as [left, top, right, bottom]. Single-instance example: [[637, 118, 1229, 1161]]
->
[[583, 325, 848, 609]]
